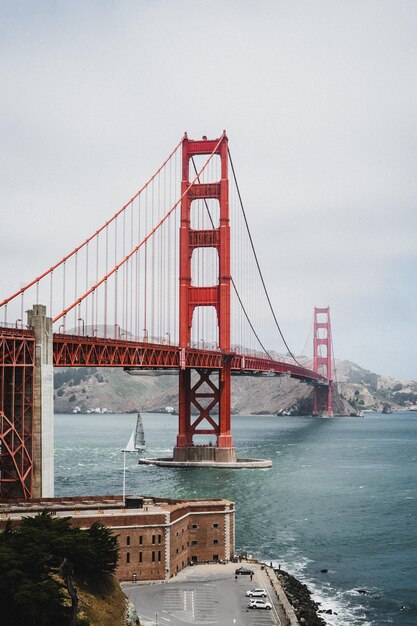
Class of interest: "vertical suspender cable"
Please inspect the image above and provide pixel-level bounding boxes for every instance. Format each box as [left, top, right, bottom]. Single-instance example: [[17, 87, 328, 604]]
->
[[228, 149, 300, 365], [74, 252, 78, 331], [143, 187, 148, 340], [62, 262, 66, 330], [50, 272, 53, 322], [104, 226, 108, 338]]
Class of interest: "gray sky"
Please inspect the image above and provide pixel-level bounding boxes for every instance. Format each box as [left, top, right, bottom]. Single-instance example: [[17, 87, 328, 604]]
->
[[1, 0, 416, 379]]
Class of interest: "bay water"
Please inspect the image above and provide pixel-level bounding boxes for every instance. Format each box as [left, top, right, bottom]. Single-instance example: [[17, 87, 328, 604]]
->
[[55, 411, 417, 626]]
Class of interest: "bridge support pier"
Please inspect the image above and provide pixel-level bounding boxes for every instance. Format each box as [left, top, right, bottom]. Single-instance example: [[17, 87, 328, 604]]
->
[[173, 366, 236, 464], [175, 133, 238, 464], [312, 306, 334, 417], [27, 305, 54, 497], [140, 133, 270, 469]]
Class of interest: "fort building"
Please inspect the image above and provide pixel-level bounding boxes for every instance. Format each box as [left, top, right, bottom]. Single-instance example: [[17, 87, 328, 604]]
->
[[0, 495, 235, 581]]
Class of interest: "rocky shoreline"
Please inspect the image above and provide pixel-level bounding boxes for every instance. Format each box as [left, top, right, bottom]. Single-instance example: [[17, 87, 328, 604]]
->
[[274, 568, 329, 625]]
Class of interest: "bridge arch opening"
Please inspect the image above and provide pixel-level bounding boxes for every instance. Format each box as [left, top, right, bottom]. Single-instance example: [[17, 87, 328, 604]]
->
[[191, 248, 219, 287], [190, 199, 220, 230], [188, 154, 221, 184], [317, 344, 328, 357], [190, 305, 218, 350]]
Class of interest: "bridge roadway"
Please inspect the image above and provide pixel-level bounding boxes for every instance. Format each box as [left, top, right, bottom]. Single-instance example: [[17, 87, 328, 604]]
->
[[0, 327, 328, 385], [53, 333, 328, 385]]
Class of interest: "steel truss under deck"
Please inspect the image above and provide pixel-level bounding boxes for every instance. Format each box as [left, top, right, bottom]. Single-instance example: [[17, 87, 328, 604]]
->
[[0, 329, 34, 499]]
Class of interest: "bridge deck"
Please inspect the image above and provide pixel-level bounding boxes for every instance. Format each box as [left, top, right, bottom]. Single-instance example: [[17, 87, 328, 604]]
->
[[0, 328, 327, 385]]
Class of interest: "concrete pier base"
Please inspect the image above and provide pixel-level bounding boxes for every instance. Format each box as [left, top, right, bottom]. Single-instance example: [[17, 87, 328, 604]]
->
[[173, 446, 237, 464], [139, 449, 272, 469]]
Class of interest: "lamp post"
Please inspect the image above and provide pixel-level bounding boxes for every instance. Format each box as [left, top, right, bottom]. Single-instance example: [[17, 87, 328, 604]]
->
[[165, 332, 171, 345], [78, 317, 85, 336], [15, 318, 22, 328]]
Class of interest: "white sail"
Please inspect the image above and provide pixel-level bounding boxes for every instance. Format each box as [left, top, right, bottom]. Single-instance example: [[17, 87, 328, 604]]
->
[[122, 429, 136, 452], [135, 413, 146, 450]]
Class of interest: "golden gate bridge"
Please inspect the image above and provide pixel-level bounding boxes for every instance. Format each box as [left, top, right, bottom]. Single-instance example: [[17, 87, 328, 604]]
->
[[0, 132, 333, 499]]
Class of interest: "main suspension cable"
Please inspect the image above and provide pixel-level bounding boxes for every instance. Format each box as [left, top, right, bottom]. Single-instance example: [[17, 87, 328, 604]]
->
[[190, 157, 273, 358], [0, 137, 183, 310], [54, 137, 223, 323], [227, 148, 301, 365]]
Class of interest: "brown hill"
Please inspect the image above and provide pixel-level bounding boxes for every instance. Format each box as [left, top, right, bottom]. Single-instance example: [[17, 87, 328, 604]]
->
[[52, 356, 417, 416]]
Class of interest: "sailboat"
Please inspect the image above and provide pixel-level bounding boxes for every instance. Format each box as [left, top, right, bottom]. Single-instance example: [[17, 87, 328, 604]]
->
[[122, 413, 146, 452]]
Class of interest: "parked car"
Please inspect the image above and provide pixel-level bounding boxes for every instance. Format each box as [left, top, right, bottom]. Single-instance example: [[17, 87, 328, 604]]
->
[[245, 588, 267, 598], [235, 566, 254, 575], [248, 599, 272, 610]]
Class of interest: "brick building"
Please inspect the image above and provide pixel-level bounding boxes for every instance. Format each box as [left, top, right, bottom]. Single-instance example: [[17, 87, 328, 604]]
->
[[0, 495, 235, 581]]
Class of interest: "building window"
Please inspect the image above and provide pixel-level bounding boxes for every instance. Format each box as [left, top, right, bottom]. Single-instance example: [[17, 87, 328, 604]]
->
[[213, 523, 219, 528], [152, 535, 156, 544], [126, 553, 130, 564], [176, 548, 179, 555], [191, 540, 197, 546], [139, 535, 143, 545], [213, 539, 219, 544], [126, 535, 130, 546], [213, 554, 219, 561], [152, 551, 155, 562], [158, 534, 162, 544], [158, 550, 161, 562], [191, 524, 198, 529], [139, 552, 142, 563]]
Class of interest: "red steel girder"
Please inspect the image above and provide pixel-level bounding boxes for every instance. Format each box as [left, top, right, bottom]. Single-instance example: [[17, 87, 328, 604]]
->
[[52, 334, 328, 384], [0, 329, 34, 499]]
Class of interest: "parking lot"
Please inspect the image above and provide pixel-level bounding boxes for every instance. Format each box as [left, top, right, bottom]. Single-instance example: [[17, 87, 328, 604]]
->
[[123, 562, 288, 626]]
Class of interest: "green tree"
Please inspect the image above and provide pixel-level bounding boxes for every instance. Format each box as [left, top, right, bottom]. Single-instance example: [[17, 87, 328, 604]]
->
[[0, 511, 119, 626]]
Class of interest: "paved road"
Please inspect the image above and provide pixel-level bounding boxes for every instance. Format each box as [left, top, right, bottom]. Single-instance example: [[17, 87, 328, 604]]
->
[[123, 562, 288, 626]]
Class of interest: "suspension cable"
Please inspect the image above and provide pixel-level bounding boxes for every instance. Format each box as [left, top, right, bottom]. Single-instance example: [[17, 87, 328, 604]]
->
[[0, 137, 183, 310], [53, 136, 223, 323], [299, 314, 313, 360], [227, 148, 301, 365], [189, 157, 273, 358]]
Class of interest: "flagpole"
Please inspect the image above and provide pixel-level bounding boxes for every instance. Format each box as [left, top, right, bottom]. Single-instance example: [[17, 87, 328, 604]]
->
[[123, 449, 126, 507]]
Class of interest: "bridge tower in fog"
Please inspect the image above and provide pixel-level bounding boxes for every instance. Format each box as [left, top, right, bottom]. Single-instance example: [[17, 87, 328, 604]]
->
[[313, 306, 333, 417], [174, 133, 236, 463]]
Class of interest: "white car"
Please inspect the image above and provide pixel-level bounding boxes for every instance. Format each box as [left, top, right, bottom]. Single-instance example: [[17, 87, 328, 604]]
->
[[245, 588, 267, 598], [248, 599, 272, 610]]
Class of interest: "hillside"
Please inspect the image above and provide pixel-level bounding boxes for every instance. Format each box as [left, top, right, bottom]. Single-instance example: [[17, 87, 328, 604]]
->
[[53, 359, 417, 416], [76, 575, 139, 626]]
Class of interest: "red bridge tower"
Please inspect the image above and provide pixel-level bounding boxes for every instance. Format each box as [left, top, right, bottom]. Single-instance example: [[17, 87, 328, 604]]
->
[[173, 133, 236, 463], [312, 306, 333, 417]]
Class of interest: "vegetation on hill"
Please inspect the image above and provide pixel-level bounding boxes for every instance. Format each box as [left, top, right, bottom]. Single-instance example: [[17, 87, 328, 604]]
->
[[0, 511, 121, 626], [52, 359, 417, 416]]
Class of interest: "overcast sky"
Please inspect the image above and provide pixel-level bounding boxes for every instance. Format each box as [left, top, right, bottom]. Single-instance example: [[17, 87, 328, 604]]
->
[[1, 1, 416, 380]]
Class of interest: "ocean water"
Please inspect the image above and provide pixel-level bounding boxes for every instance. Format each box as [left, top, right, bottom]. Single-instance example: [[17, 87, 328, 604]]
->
[[55, 411, 417, 626]]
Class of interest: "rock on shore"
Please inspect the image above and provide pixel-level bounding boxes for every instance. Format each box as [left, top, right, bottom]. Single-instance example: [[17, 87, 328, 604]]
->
[[275, 569, 327, 626]]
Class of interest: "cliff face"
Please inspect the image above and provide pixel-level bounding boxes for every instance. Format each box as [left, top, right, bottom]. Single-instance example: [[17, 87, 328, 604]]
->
[[52, 357, 416, 416], [333, 360, 417, 412]]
